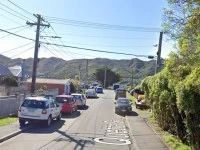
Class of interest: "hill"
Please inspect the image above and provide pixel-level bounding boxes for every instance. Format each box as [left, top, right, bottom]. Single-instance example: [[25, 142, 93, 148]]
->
[[0, 55, 156, 84]]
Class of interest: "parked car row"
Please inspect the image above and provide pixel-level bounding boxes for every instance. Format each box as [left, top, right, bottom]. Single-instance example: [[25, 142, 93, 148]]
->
[[18, 92, 91, 127]]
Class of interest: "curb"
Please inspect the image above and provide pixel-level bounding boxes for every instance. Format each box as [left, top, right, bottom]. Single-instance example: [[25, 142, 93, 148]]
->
[[125, 116, 139, 150], [0, 125, 33, 143]]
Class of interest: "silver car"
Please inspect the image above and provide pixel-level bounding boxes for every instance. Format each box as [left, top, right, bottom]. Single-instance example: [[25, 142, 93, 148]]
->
[[71, 93, 86, 107], [85, 89, 97, 98]]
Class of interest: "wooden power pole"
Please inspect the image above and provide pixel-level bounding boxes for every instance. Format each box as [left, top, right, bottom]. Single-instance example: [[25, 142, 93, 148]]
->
[[27, 14, 49, 94]]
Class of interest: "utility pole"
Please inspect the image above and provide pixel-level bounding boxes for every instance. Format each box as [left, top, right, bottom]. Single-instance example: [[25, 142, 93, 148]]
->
[[131, 69, 133, 89], [104, 67, 107, 88], [27, 14, 49, 94], [156, 31, 163, 73], [84, 59, 88, 93]]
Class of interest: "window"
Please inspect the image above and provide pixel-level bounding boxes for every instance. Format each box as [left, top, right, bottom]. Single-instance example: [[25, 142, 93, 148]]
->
[[22, 100, 47, 109], [55, 97, 69, 103]]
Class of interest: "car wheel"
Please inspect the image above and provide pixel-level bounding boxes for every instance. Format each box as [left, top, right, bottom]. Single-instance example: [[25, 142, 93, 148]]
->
[[69, 109, 73, 115], [19, 119, 25, 126], [57, 113, 61, 121], [46, 116, 52, 127]]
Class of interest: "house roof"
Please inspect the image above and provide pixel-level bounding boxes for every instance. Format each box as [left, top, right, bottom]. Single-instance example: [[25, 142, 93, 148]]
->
[[26, 78, 70, 85], [0, 64, 13, 76]]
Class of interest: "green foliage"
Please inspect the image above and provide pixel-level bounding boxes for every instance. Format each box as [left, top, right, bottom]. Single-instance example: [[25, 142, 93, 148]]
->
[[70, 82, 76, 93], [94, 67, 120, 87], [2, 77, 18, 87]]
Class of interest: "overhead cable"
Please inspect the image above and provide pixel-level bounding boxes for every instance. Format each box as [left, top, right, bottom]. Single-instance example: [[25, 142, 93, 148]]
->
[[7, 0, 33, 17], [0, 2, 34, 22], [0, 42, 34, 54], [0, 28, 155, 58]]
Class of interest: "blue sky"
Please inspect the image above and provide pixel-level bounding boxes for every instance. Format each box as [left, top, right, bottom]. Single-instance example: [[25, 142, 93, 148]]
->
[[0, 0, 174, 61]]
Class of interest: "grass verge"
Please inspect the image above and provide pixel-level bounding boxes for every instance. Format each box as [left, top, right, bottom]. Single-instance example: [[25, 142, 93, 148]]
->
[[147, 116, 191, 150], [0, 117, 18, 126]]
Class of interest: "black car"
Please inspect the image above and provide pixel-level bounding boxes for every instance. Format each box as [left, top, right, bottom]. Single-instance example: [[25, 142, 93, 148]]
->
[[115, 97, 132, 114]]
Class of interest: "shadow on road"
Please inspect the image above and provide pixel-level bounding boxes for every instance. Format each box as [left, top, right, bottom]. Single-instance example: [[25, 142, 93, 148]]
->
[[77, 105, 89, 110], [126, 111, 139, 116], [62, 111, 81, 119]]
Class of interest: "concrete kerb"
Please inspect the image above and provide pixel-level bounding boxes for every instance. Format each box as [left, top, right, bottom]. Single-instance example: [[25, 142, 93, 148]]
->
[[0, 125, 33, 143], [125, 116, 139, 150]]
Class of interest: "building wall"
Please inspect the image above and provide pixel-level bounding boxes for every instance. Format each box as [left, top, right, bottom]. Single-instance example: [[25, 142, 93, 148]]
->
[[27, 83, 66, 95]]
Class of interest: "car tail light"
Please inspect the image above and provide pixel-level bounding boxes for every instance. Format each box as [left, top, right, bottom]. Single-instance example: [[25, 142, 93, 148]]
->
[[18, 106, 21, 112], [42, 109, 47, 114]]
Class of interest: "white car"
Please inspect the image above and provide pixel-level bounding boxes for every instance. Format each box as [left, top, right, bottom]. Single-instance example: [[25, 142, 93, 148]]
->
[[71, 93, 86, 108], [86, 89, 97, 98], [18, 97, 61, 127]]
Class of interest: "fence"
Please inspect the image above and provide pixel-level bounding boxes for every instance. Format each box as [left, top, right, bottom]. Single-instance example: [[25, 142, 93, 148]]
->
[[0, 94, 26, 118]]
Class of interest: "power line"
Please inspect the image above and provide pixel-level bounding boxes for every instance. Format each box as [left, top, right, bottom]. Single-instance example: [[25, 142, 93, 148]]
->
[[0, 6, 27, 21], [10, 46, 34, 58], [0, 13, 22, 25], [0, 2, 34, 22], [0, 42, 34, 55], [7, 0, 33, 17], [45, 16, 161, 32], [43, 42, 151, 58], [49, 25, 75, 59], [6, 25, 27, 31], [45, 32, 154, 40], [60, 41, 155, 48], [0, 28, 34, 41], [0, 26, 29, 39], [0, 28, 155, 58], [42, 45, 61, 58]]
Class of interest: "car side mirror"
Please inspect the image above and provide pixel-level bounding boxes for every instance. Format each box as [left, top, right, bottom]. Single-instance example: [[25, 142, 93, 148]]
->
[[114, 102, 116, 104]]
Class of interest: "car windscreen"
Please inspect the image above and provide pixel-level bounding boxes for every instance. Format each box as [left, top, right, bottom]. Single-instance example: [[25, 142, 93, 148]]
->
[[117, 99, 130, 104], [55, 97, 69, 103], [22, 100, 47, 109], [72, 95, 81, 99]]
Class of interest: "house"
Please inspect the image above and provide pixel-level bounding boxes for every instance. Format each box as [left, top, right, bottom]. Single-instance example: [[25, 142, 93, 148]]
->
[[26, 78, 71, 96]]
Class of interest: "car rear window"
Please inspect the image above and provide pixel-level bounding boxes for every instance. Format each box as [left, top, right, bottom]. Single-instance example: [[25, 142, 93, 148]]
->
[[117, 99, 130, 104], [55, 97, 70, 103], [72, 95, 81, 99], [22, 100, 47, 109]]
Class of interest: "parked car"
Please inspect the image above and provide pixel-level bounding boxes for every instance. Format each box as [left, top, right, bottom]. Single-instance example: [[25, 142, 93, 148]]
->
[[96, 87, 103, 93], [133, 89, 149, 109], [71, 93, 86, 108], [86, 89, 97, 98], [18, 97, 61, 127], [115, 88, 126, 100], [55, 95, 77, 114], [115, 97, 132, 114]]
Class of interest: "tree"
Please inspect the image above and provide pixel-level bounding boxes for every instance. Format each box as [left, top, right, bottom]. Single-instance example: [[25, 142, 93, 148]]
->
[[93, 67, 120, 87]]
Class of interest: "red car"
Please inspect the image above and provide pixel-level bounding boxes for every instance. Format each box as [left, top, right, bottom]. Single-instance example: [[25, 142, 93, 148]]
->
[[55, 95, 77, 114]]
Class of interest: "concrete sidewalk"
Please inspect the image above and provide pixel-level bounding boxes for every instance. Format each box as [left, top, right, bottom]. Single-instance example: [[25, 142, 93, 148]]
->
[[126, 108, 169, 150], [0, 120, 32, 143]]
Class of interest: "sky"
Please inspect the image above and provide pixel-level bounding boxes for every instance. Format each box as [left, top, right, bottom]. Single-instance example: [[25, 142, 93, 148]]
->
[[0, 0, 175, 61]]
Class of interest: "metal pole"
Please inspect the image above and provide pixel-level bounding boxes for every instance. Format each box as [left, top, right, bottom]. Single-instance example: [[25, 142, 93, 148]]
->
[[104, 67, 107, 88]]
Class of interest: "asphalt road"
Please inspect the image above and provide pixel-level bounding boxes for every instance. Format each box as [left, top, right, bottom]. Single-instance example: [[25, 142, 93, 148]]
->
[[0, 90, 133, 150]]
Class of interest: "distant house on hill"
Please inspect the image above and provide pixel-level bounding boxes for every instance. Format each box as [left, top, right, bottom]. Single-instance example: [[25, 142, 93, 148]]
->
[[26, 78, 71, 96]]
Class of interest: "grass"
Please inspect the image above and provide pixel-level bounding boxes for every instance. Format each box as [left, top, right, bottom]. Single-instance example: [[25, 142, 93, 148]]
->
[[147, 116, 192, 150], [0, 117, 18, 126]]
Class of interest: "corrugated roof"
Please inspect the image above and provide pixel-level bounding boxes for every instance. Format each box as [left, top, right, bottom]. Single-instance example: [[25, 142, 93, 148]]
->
[[0, 64, 13, 76], [26, 78, 70, 85]]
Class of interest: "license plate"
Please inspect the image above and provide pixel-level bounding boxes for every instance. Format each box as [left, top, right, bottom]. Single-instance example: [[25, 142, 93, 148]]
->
[[122, 109, 126, 112]]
